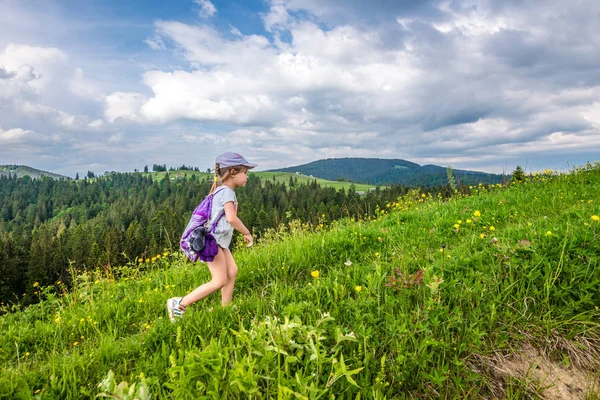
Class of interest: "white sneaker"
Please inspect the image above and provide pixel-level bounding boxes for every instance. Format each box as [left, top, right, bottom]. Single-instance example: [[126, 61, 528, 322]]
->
[[166, 297, 186, 322]]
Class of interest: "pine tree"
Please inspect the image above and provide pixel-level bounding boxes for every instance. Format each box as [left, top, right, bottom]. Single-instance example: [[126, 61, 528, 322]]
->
[[511, 166, 526, 183]]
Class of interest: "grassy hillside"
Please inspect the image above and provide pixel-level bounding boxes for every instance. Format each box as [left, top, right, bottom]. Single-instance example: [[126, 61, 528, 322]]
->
[[1, 164, 599, 398], [269, 157, 505, 187], [144, 170, 379, 192], [0, 165, 67, 180]]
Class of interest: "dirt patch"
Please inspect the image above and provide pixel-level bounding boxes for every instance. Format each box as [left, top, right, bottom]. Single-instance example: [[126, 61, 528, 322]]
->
[[475, 343, 599, 399]]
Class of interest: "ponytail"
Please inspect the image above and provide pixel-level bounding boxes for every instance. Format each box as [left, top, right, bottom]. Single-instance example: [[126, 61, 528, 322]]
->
[[209, 163, 233, 194], [209, 163, 220, 194]]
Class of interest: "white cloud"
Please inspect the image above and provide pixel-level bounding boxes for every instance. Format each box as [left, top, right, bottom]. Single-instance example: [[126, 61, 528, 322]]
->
[[0, 126, 29, 142], [263, 0, 291, 32], [153, 22, 272, 67], [0, 43, 68, 92], [0, 65, 36, 99], [432, 2, 513, 35], [88, 119, 104, 128], [581, 102, 600, 128], [104, 92, 148, 123], [0, 126, 55, 146], [108, 132, 124, 143], [194, 0, 217, 18], [0, 43, 107, 133], [18, 100, 91, 129], [122, 19, 420, 128], [144, 36, 167, 50], [69, 68, 105, 101]]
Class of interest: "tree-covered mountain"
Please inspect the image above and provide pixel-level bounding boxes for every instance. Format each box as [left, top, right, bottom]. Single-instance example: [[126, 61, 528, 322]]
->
[[269, 158, 505, 186], [0, 165, 68, 180]]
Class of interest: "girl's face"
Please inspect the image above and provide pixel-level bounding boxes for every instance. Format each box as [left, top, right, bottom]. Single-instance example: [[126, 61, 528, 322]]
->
[[230, 168, 248, 188]]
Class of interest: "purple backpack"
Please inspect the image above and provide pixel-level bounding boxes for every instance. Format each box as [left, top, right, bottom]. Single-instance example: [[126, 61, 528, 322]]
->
[[180, 187, 226, 262]]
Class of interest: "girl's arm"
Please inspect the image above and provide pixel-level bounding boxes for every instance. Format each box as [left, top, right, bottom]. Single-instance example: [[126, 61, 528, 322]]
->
[[223, 202, 253, 246]]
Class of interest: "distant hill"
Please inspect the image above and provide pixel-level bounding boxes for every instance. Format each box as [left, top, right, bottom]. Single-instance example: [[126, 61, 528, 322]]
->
[[0, 165, 68, 180], [268, 158, 505, 187]]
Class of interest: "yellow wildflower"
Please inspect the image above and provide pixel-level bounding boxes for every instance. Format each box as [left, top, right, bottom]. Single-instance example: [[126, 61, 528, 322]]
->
[[156, 254, 161, 259], [138, 258, 143, 263], [489, 226, 495, 231], [73, 342, 79, 346], [480, 233, 486, 239], [33, 282, 39, 288], [311, 270, 320, 278], [545, 231, 552, 237], [466, 219, 472, 224], [474, 210, 481, 217], [25, 352, 30, 357], [457, 220, 462, 224], [592, 215, 599, 221], [453, 224, 460, 229], [355, 286, 362, 292], [163, 252, 169, 257]]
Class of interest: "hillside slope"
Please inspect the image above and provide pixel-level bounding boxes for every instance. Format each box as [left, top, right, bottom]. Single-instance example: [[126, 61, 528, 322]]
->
[[144, 170, 379, 191], [1, 164, 599, 398], [269, 157, 505, 186], [0, 165, 68, 180]]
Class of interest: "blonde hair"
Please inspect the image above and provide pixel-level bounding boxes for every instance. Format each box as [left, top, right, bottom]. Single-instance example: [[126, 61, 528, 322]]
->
[[209, 163, 249, 194]]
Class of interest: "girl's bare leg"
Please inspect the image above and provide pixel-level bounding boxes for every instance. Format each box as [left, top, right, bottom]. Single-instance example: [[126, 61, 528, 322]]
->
[[180, 248, 228, 307], [220, 248, 238, 306]]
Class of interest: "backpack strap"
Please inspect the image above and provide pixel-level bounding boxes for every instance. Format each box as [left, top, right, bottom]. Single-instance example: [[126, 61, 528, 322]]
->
[[210, 212, 226, 233]]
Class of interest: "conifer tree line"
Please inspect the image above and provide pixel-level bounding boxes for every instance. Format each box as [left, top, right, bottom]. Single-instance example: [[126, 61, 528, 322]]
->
[[0, 172, 460, 305]]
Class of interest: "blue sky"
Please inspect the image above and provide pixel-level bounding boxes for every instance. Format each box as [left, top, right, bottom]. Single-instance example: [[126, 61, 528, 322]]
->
[[1, 0, 599, 177]]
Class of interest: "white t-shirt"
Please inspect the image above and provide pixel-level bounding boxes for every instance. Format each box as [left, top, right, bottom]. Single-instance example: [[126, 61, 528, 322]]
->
[[207, 186, 237, 248]]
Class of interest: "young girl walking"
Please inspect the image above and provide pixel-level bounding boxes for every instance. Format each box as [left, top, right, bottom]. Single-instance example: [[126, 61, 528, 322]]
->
[[167, 152, 256, 321]]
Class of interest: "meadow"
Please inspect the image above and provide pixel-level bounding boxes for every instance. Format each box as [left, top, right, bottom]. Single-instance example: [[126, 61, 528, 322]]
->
[[144, 170, 379, 192], [1, 163, 599, 399]]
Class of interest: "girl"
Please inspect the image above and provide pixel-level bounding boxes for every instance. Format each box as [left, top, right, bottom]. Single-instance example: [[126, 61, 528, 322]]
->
[[167, 152, 256, 321]]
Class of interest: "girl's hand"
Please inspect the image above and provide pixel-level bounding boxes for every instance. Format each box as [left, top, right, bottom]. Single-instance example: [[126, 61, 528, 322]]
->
[[244, 233, 254, 247]]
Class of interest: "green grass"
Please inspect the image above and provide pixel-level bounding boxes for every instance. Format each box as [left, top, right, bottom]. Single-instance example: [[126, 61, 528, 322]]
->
[[2, 165, 600, 399], [144, 170, 380, 192]]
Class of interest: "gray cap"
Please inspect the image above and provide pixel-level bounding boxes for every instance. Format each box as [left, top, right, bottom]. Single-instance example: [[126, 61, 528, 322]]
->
[[215, 152, 257, 169]]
